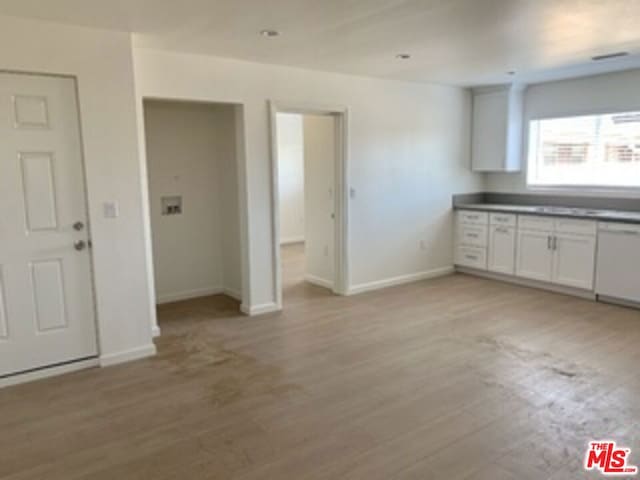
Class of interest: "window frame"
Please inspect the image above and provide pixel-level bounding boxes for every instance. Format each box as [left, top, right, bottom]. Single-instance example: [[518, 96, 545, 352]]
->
[[525, 108, 640, 194]]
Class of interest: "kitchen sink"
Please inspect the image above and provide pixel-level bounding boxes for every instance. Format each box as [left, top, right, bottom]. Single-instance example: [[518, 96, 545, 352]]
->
[[534, 206, 603, 216]]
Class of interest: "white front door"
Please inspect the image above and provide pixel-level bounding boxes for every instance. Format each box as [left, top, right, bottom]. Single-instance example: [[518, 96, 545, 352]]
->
[[0, 73, 97, 378]]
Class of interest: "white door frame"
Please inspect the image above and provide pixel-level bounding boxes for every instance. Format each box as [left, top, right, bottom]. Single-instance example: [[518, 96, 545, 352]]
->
[[269, 100, 350, 308]]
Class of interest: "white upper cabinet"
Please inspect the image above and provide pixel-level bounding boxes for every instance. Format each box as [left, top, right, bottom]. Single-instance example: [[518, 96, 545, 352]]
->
[[471, 85, 525, 172]]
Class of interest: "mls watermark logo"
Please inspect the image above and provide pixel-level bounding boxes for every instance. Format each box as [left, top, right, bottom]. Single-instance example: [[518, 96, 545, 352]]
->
[[585, 441, 638, 476]]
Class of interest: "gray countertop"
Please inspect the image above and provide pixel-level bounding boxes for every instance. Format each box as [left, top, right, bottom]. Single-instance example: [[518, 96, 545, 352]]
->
[[455, 203, 640, 224]]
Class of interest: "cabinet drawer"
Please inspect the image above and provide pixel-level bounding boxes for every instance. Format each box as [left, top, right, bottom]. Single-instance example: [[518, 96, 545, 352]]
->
[[457, 210, 488, 225], [555, 218, 597, 236], [518, 215, 554, 231], [457, 224, 488, 247], [490, 213, 516, 227], [456, 246, 487, 270]]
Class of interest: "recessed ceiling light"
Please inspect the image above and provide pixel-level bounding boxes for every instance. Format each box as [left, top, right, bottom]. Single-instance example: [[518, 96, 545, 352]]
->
[[592, 52, 629, 61], [260, 29, 280, 38], [507, 71, 516, 76], [396, 53, 411, 60]]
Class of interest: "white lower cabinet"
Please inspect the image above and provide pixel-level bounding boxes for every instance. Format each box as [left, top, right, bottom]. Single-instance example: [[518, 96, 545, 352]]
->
[[516, 229, 554, 282], [552, 233, 596, 290], [515, 222, 596, 289], [455, 210, 489, 270], [488, 226, 516, 275], [456, 246, 487, 269], [457, 209, 597, 293]]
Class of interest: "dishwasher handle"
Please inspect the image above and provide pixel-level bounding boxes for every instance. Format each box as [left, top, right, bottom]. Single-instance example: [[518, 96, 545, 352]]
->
[[599, 228, 640, 236], [599, 222, 640, 236]]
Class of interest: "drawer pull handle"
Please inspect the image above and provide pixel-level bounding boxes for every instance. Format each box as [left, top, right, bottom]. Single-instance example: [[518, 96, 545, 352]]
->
[[465, 255, 478, 260], [467, 233, 479, 238]]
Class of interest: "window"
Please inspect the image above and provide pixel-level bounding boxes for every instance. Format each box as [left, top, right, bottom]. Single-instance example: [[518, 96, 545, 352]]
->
[[527, 111, 640, 188]]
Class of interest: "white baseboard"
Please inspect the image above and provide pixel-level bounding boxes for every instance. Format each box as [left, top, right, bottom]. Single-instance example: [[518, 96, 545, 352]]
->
[[157, 286, 242, 304], [222, 287, 242, 301], [347, 266, 455, 295], [156, 286, 223, 304], [0, 358, 99, 389], [151, 325, 161, 338], [240, 302, 280, 316], [305, 274, 334, 290], [281, 237, 305, 246], [99, 344, 157, 368]]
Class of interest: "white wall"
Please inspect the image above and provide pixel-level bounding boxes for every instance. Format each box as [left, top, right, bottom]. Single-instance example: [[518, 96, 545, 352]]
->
[[276, 113, 305, 244], [144, 100, 241, 304], [486, 69, 640, 198], [303, 114, 336, 287], [133, 47, 482, 311], [0, 15, 155, 364]]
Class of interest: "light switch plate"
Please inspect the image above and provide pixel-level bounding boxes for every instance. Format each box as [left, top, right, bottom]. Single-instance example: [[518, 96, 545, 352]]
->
[[103, 201, 119, 219]]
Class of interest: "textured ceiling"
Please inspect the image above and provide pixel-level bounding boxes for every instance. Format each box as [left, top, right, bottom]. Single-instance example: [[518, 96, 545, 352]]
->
[[1, 0, 640, 85]]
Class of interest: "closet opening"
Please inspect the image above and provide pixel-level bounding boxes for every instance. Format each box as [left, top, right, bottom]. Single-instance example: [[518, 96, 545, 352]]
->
[[143, 99, 244, 320]]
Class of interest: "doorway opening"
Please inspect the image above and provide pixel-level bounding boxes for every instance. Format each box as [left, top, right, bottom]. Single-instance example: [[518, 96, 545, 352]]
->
[[143, 99, 244, 319], [271, 103, 349, 308]]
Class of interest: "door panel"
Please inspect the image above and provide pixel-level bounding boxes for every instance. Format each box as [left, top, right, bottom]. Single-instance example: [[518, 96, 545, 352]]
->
[[516, 229, 553, 282], [0, 73, 97, 378], [30, 259, 69, 332], [552, 234, 596, 290], [13, 94, 50, 129], [20, 152, 59, 231]]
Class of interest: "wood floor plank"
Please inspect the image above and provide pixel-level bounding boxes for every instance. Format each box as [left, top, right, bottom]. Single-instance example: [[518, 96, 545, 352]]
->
[[1, 242, 639, 479]]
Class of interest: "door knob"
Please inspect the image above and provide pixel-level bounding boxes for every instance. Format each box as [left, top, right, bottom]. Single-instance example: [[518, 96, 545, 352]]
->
[[73, 221, 85, 231], [74, 240, 87, 251]]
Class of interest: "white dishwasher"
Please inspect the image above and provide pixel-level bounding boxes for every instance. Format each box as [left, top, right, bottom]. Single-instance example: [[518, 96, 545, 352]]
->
[[596, 222, 640, 304]]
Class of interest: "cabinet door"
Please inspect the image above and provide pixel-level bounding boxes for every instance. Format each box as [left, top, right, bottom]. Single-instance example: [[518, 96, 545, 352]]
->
[[471, 91, 508, 172], [516, 229, 553, 282], [552, 234, 596, 290], [488, 226, 516, 275]]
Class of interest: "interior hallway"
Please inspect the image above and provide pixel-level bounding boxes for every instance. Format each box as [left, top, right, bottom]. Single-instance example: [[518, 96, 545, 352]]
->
[[1, 265, 640, 478], [281, 242, 333, 306]]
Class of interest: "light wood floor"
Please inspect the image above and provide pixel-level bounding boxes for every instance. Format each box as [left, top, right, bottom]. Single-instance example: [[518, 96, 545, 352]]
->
[[2, 243, 640, 479]]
